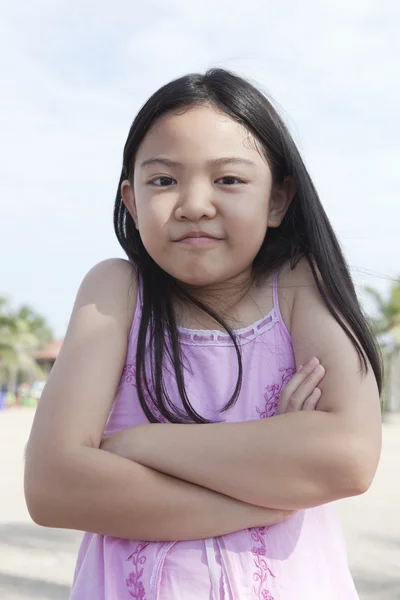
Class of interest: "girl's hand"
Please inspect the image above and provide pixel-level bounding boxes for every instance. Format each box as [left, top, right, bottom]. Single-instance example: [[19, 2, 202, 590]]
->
[[277, 357, 325, 415]]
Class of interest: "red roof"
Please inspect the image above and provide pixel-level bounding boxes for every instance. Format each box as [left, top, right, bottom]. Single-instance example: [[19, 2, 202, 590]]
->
[[35, 340, 63, 361]]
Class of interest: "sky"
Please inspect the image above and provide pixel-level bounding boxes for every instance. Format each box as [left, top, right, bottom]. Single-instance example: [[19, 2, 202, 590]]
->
[[0, 0, 399, 337]]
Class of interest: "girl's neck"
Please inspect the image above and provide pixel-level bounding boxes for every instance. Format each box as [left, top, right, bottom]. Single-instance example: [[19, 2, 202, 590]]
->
[[175, 270, 274, 332]]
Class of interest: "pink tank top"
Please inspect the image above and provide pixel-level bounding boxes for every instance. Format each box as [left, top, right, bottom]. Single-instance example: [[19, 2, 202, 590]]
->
[[70, 271, 359, 600]]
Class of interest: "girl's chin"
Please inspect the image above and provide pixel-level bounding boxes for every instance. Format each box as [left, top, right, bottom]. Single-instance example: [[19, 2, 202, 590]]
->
[[154, 258, 251, 289]]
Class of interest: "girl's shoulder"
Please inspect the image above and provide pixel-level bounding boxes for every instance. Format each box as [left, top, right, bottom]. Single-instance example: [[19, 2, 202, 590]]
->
[[274, 258, 316, 335], [25, 259, 140, 466], [78, 258, 138, 335]]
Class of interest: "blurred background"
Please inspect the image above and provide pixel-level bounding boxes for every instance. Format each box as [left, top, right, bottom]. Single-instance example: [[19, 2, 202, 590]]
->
[[0, 1, 399, 598]]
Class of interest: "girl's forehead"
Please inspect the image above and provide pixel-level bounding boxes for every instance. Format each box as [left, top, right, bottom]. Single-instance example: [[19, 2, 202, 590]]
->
[[136, 105, 263, 161]]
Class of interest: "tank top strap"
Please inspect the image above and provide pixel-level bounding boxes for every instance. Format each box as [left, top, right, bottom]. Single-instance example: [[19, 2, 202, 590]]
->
[[272, 268, 292, 342]]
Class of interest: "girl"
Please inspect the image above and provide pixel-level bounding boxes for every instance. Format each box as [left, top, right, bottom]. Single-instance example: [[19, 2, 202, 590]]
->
[[24, 69, 382, 599]]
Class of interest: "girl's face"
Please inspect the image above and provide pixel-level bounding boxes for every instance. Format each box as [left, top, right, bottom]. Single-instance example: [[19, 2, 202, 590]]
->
[[122, 105, 293, 289]]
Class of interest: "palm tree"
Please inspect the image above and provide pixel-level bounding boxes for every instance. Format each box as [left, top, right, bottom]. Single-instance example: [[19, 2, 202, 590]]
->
[[364, 279, 400, 413], [363, 282, 400, 337], [0, 298, 20, 377], [0, 297, 53, 389]]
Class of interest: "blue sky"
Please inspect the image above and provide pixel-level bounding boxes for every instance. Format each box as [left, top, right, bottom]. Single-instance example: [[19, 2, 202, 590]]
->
[[1, 0, 399, 336]]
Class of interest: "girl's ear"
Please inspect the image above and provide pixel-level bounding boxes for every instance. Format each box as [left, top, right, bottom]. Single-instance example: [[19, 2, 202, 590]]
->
[[121, 180, 139, 229], [268, 177, 296, 228]]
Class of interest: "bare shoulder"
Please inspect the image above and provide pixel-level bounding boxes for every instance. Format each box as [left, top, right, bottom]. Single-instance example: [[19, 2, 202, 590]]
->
[[25, 258, 139, 456], [82, 257, 136, 284], [76, 258, 138, 335], [280, 257, 316, 289], [275, 258, 317, 333]]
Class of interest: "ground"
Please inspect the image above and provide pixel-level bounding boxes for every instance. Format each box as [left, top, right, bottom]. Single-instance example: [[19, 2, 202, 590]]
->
[[1, 409, 399, 599]]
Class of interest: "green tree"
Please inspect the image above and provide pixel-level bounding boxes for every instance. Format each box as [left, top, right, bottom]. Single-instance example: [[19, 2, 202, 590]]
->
[[0, 297, 53, 388], [364, 281, 400, 338], [364, 278, 400, 412]]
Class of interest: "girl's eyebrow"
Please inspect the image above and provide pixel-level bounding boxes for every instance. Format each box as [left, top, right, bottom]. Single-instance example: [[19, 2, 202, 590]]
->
[[140, 157, 256, 169]]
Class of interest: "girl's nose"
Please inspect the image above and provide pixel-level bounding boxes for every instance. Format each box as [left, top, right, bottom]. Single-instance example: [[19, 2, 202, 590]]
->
[[174, 185, 217, 221]]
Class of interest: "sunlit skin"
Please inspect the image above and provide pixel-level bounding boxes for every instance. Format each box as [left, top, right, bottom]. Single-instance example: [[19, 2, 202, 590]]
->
[[121, 105, 294, 312]]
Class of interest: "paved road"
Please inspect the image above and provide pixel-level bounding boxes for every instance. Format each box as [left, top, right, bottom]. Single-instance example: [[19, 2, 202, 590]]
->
[[1, 409, 399, 599]]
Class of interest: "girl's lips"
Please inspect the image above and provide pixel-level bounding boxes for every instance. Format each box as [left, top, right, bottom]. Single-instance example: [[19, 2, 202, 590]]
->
[[177, 236, 220, 246]]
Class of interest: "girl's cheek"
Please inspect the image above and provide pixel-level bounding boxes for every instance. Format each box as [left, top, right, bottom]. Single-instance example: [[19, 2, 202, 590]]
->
[[136, 202, 166, 229], [148, 197, 176, 222]]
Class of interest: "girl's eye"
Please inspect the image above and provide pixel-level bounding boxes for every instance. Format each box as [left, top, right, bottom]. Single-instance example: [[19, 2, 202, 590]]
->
[[149, 176, 176, 187], [216, 176, 245, 185]]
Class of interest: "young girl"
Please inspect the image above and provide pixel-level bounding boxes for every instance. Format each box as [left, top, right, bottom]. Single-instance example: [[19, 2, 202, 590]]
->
[[24, 69, 382, 600]]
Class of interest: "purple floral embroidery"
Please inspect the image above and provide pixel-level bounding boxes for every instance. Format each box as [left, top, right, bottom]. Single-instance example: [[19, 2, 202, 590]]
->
[[122, 362, 167, 422], [126, 543, 149, 598], [257, 367, 295, 418], [249, 368, 295, 599], [251, 528, 275, 600], [122, 363, 136, 385]]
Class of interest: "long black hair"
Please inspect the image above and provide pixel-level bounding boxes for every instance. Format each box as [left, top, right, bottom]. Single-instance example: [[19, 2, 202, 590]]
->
[[114, 68, 382, 423]]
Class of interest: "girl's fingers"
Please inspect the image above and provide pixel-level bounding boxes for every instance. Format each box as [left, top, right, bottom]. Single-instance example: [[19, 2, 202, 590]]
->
[[277, 362, 313, 413], [278, 358, 324, 414], [284, 366, 324, 412], [302, 388, 322, 411], [281, 358, 319, 397]]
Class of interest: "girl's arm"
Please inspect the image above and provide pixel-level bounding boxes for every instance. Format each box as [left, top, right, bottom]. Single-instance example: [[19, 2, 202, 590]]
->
[[102, 261, 382, 511], [24, 259, 292, 541]]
